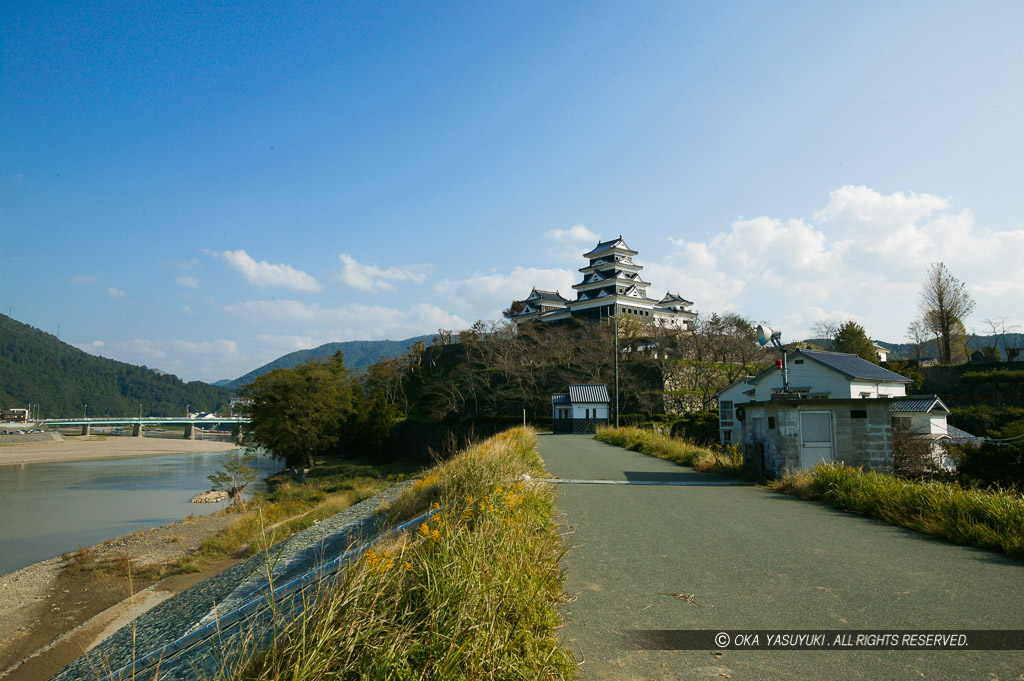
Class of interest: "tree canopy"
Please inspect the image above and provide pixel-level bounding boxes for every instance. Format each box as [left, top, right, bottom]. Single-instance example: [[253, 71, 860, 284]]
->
[[918, 262, 975, 364], [832, 321, 880, 363], [239, 352, 362, 468]]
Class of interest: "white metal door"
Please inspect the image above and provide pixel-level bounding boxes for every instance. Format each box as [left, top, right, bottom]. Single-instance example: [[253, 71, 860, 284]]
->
[[799, 411, 833, 469]]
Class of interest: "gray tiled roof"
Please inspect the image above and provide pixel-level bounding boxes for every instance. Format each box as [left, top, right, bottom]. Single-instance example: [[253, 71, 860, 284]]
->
[[658, 292, 693, 305], [584, 237, 636, 257], [797, 349, 911, 383], [529, 288, 568, 303], [947, 424, 983, 444], [568, 383, 610, 403], [551, 393, 570, 405], [890, 395, 950, 413]]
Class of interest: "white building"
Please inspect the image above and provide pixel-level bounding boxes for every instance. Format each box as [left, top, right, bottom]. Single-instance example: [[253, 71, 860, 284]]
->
[[873, 343, 890, 362], [716, 349, 913, 476], [512, 237, 696, 328], [552, 384, 611, 434]]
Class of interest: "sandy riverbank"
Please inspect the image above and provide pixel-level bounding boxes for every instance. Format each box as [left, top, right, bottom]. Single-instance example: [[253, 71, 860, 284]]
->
[[0, 509, 242, 681], [0, 436, 238, 467]]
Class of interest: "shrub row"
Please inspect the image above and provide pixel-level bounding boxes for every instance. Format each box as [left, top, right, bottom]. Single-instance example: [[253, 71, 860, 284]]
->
[[773, 463, 1024, 560], [595, 426, 742, 476]]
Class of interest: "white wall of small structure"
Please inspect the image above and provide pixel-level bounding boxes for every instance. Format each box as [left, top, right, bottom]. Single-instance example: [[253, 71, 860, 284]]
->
[[717, 363, 911, 454], [572, 403, 609, 419]]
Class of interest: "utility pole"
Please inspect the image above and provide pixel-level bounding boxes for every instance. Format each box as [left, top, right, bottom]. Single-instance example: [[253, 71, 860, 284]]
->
[[614, 310, 620, 428]]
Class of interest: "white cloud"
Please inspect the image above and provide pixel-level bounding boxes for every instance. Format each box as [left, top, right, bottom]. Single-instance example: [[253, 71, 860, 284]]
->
[[653, 185, 1024, 342], [106, 287, 128, 299], [545, 224, 601, 260], [225, 300, 467, 339], [176, 276, 199, 288], [218, 249, 321, 292], [435, 266, 576, 319], [335, 254, 433, 291], [546, 224, 599, 244], [181, 306, 194, 315], [75, 338, 244, 382], [257, 334, 329, 353]]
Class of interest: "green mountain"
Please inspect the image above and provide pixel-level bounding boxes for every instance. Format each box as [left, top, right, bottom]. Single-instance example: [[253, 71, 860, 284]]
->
[[0, 314, 232, 418], [805, 334, 1024, 361], [225, 334, 436, 390], [873, 333, 1024, 361]]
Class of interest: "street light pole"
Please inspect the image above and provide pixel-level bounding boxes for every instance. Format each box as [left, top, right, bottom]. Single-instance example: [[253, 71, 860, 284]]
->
[[614, 310, 620, 429]]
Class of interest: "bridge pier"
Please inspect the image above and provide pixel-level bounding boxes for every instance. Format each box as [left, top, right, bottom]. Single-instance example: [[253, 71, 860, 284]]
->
[[132, 423, 143, 437], [81, 424, 91, 436], [232, 424, 242, 444], [184, 423, 195, 440]]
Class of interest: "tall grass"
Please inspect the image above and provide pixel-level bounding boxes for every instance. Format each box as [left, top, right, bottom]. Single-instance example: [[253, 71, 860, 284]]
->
[[774, 463, 1024, 559], [217, 428, 576, 680], [595, 426, 743, 475], [182, 461, 406, 571]]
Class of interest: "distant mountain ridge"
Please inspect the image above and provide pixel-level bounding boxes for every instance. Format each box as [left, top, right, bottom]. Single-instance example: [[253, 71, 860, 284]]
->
[[0, 314, 232, 417], [226, 334, 436, 389], [805, 333, 1024, 360]]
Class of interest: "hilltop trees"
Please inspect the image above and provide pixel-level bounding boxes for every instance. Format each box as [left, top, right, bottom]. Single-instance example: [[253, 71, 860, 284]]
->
[[918, 262, 976, 364]]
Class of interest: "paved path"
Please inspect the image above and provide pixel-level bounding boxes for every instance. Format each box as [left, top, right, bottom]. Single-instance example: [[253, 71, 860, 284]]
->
[[537, 434, 1024, 680]]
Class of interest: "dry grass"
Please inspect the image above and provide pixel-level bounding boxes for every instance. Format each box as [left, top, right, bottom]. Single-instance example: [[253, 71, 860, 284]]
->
[[772, 463, 1024, 559], [214, 428, 576, 680], [181, 459, 414, 571], [595, 426, 744, 476]]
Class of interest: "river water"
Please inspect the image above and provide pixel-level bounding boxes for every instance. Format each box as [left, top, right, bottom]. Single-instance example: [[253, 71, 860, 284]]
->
[[0, 449, 280, 577]]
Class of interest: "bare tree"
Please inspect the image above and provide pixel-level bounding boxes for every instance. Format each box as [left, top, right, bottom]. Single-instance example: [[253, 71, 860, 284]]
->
[[811, 320, 841, 349], [918, 263, 975, 364], [984, 317, 1020, 362], [905, 320, 930, 361]]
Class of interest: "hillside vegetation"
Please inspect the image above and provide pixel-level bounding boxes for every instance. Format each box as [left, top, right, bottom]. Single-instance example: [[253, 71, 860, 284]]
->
[[0, 314, 231, 417]]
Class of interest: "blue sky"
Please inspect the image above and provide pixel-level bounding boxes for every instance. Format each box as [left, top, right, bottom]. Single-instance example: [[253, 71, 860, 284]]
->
[[3, 1, 1023, 382]]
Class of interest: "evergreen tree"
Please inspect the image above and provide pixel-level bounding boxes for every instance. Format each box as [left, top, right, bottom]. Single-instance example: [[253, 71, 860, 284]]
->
[[833, 321, 880, 363], [240, 352, 359, 469]]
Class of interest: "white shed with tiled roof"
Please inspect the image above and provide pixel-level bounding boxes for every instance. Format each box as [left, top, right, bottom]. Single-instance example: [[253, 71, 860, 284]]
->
[[552, 384, 610, 434]]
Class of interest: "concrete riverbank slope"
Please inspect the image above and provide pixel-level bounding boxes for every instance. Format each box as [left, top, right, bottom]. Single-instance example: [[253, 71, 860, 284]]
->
[[48, 481, 411, 681]]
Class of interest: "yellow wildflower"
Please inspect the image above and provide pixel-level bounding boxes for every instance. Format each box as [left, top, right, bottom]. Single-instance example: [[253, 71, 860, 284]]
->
[[418, 523, 430, 537]]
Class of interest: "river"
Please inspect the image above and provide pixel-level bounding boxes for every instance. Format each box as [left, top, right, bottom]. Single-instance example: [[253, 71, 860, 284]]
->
[[0, 449, 280, 576]]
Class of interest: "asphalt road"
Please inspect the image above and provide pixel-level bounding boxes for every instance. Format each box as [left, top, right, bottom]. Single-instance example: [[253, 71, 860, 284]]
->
[[537, 434, 1024, 681]]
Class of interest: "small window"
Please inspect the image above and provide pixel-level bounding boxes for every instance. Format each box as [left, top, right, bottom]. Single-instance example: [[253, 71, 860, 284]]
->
[[768, 417, 776, 429], [794, 359, 804, 364], [720, 400, 734, 422], [851, 409, 868, 419]]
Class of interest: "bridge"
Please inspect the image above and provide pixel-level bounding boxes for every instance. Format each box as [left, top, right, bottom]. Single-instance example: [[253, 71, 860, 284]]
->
[[42, 417, 250, 439]]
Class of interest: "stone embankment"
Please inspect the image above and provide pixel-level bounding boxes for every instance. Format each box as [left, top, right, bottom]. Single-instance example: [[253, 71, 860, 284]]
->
[[51, 481, 414, 681]]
